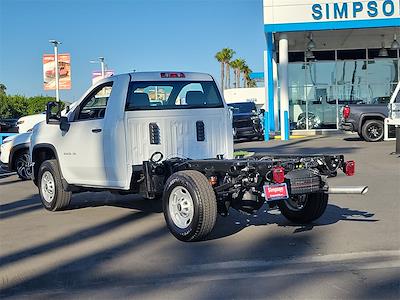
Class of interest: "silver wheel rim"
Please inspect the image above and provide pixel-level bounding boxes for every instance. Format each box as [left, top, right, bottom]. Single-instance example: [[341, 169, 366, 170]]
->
[[367, 124, 382, 140], [41, 171, 55, 203], [169, 186, 194, 229], [285, 194, 308, 211], [16, 153, 31, 179]]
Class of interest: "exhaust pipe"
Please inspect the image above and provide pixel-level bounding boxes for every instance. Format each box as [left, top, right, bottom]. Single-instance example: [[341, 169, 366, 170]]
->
[[325, 186, 368, 195]]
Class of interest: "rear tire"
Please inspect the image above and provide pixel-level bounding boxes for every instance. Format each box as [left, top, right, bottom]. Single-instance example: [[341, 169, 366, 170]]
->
[[163, 170, 217, 242], [361, 119, 384, 142], [38, 159, 71, 211], [277, 193, 328, 224]]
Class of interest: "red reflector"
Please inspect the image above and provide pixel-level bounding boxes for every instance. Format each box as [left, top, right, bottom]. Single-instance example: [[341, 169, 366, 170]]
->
[[343, 106, 350, 119], [345, 160, 355, 176], [272, 167, 285, 183], [160, 72, 185, 78]]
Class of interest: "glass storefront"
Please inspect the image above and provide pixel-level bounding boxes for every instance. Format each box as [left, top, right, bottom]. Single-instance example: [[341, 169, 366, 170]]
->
[[286, 50, 399, 130]]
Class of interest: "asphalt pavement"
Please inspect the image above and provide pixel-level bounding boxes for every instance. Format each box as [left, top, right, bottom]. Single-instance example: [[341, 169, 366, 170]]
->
[[0, 134, 399, 299]]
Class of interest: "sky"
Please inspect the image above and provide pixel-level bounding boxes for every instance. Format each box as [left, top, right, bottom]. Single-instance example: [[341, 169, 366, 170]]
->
[[0, 0, 266, 101]]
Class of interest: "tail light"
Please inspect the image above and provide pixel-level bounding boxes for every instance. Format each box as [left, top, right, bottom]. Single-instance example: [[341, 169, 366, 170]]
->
[[343, 105, 350, 119], [272, 166, 285, 183], [344, 160, 355, 176], [160, 72, 185, 78]]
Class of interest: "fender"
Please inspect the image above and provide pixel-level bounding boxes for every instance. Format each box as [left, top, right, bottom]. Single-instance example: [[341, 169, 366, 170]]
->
[[31, 143, 70, 191], [358, 112, 387, 134], [9, 142, 30, 172]]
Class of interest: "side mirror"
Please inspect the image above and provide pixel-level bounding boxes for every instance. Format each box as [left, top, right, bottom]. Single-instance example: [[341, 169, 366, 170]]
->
[[46, 101, 62, 124], [260, 109, 265, 115], [59, 116, 70, 132]]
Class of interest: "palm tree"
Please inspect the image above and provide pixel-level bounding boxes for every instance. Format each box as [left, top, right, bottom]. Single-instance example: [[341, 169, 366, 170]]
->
[[229, 59, 240, 88], [215, 48, 235, 90], [215, 51, 225, 90], [241, 64, 252, 88], [0, 83, 6, 95], [247, 79, 257, 88], [221, 48, 235, 89], [230, 58, 245, 88]]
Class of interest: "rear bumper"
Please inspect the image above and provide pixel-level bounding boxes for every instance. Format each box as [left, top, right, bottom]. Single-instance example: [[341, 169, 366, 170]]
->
[[234, 124, 264, 138], [340, 122, 354, 132], [234, 126, 263, 139]]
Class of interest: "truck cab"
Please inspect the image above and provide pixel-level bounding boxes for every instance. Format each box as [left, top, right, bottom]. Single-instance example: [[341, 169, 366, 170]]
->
[[31, 72, 233, 189]]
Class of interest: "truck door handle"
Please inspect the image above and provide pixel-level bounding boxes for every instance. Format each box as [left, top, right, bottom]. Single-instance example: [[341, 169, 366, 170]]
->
[[91, 128, 102, 133]]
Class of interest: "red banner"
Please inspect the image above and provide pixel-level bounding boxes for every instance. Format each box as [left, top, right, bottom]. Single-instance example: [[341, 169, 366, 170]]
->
[[43, 53, 71, 90]]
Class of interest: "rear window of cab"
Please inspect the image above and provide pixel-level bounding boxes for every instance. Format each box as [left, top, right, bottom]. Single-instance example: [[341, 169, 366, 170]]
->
[[125, 81, 224, 110]]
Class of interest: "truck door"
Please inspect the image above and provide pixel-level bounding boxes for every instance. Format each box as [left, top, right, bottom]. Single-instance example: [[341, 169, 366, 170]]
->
[[60, 82, 113, 186]]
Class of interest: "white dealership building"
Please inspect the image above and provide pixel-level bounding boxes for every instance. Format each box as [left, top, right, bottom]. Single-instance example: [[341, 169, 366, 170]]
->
[[261, 0, 399, 139]]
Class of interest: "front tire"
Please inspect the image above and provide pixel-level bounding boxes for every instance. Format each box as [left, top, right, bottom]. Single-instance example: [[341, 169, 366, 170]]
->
[[163, 170, 217, 242], [361, 119, 384, 142], [38, 159, 71, 211], [277, 193, 328, 224], [14, 150, 31, 180]]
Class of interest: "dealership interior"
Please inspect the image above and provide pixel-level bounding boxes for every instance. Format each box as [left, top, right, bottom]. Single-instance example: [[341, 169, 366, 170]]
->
[[269, 27, 399, 131]]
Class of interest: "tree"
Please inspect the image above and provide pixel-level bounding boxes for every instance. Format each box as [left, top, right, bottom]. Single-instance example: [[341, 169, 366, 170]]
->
[[247, 79, 257, 88], [222, 48, 235, 89], [230, 58, 245, 88], [215, 48, 235, 90], [0, 94, 57, 119], [241, 64, 252, 88], [0, 83, 6, 95], [215, 51, 225, 90]]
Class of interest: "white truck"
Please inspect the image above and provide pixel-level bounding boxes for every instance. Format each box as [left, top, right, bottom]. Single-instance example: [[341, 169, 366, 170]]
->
[[384, 82, 400, 141], [30, 72, 367, 241], [0, 132, 32, 179]]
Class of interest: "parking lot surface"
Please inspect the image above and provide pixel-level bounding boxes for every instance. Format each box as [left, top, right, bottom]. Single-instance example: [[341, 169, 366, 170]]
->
[[1, 134, 399, 299]]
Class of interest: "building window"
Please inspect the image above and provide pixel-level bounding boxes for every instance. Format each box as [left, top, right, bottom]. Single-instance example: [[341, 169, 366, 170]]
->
[[283, 48, 400, 130]]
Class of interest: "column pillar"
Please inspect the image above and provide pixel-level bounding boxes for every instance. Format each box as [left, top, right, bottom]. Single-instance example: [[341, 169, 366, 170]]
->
[[279, 33, 290, 141], [263, 32, 275, 141]]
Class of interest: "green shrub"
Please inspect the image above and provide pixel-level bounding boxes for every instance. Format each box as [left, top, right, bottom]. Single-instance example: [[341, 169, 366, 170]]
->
[[0, 94, 59, 119]]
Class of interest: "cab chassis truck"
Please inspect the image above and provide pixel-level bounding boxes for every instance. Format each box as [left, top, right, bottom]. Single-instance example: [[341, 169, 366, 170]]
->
[[30, 72, 367, 242]]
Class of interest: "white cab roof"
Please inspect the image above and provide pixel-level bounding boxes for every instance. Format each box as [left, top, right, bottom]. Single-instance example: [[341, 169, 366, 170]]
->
[[129, 72, 214, 82]]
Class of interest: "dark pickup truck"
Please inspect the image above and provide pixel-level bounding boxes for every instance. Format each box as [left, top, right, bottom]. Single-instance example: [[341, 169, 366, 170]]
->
[[228, 102, 264, 141], [340, 98, 389, 142]]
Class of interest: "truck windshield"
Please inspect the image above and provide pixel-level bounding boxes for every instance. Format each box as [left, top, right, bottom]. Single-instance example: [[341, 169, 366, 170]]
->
[[125, 81, 224, 110], [228, 102, 256, 114]]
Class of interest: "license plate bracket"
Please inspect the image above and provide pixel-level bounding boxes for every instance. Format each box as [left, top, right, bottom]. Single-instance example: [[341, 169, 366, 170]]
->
[[264, 183, 289, 202]]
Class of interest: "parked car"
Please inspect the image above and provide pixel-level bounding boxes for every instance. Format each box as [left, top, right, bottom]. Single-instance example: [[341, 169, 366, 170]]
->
[[228, 102, 264, 141], [17, 112, 46, 133], [0, 119, 18, 133], [0, 132, 32, 180], [340, 101, 389, 142]]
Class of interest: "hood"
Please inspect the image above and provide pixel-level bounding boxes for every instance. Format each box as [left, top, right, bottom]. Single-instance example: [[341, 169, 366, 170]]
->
[[233, 112, 257, 120]]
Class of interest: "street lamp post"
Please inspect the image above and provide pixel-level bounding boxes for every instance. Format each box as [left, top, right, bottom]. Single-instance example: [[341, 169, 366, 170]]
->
[[49, 40, 61, 102], [99, 57, 105, 78], [90, 57, 106, 79]]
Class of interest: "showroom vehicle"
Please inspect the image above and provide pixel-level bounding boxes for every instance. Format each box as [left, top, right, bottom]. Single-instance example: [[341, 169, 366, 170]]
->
[[30, 72, 367, 242], [340, 98, 391, 142], [228, 102, 264, 141], [1, 132, 32, 180]]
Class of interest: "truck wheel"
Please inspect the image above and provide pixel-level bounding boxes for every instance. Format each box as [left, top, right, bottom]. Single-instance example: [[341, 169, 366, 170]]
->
[[14, 150, 31, 180], [38, 159, 71, 211], [361, 120, 384, 142], [163, 170, 217, 242], [277, 193, 328, 224]]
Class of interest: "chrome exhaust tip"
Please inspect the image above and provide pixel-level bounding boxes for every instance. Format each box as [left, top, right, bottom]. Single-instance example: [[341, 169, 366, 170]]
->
[[325, 186, 368, 195]]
